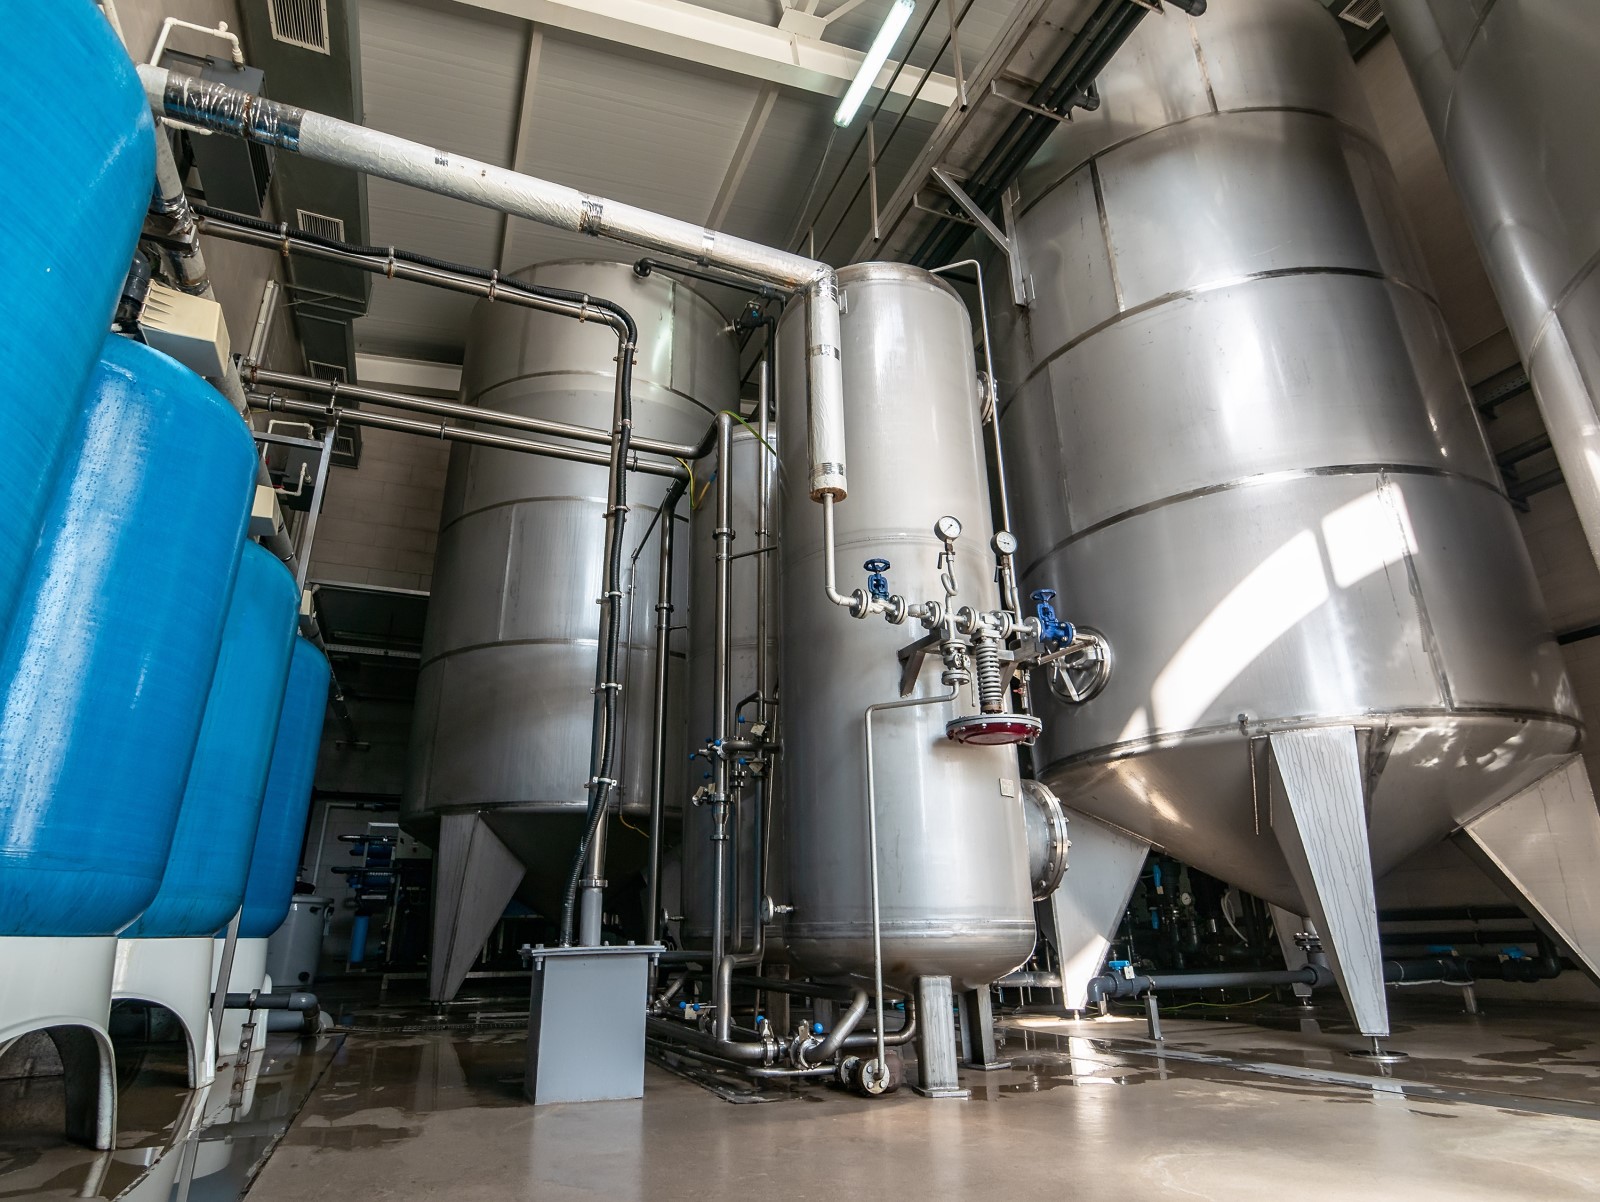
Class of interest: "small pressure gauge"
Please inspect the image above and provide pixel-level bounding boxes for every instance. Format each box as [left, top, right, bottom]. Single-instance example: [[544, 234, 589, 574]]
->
[[934, 515, 963, 542], [992, 530, 1018, 555]]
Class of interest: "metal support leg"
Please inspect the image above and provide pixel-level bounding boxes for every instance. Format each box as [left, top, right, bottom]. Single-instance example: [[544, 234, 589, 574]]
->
[[913, 975, 969, 1098], [1145, 993, 1163, 1042], [957, 988, 1009, 1070]]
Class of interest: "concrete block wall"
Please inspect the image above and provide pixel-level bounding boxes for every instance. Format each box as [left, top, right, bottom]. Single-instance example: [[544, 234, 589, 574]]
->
[[306, 428, 449, 591]]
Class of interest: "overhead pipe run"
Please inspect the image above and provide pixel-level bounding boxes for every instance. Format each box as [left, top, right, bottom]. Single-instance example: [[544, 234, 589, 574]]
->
[[136, 65, 849, 506]]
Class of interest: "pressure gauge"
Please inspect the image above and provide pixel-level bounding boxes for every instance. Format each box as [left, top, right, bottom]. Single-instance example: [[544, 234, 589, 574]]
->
[[992, 530, 1018, 555], [934, 515, 963, 542]]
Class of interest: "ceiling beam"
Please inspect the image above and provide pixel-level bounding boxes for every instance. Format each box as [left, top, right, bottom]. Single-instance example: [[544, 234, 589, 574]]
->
[[447, 0, 959, 119], [500, 24, 546, 272], [355, 354, 463, 397], [707, 84, 778, 231]]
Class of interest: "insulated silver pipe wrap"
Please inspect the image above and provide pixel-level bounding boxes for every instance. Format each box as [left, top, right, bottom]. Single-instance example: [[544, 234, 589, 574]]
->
[[805, 275, 848, 501], [138, 63, 848, 505]]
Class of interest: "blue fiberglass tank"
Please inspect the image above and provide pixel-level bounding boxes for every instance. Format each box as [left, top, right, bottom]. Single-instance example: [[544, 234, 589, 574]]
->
[[123, 545, 300, 939], [0, 2, 155, 634], [239, 638, 331, 939], [0, 336, 259, 936]]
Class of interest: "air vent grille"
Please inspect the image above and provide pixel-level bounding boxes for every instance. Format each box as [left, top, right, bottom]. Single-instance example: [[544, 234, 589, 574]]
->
[[308, 359, 349, 383], [296, 209, 346, 243], [1338, 0, 1383, 30], [269, 0, 331, 53]]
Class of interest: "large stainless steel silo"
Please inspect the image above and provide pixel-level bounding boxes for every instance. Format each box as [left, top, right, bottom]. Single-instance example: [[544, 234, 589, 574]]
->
[[405, 260, 733, 1000], [777, 263, 1036, 996], [991, 0, 1580, 1035], [1387, 1, 1600, 570]]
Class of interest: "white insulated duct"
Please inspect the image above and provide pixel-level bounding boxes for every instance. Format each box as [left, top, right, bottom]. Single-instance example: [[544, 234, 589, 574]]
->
[[135, 64, 849, 502]]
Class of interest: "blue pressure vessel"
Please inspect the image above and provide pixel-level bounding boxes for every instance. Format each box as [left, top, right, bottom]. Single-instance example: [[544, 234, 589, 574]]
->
[[0, 2, 155, 635], [239, 639, 331, 938], [0, 337, 258, 936], [123, 544, 300, 938]]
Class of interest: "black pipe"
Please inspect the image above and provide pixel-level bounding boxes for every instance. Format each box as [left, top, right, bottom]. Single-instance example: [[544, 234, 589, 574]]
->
[[1378, 905, 1526, 923], [222, 991, 318, 1012], [912, 0, 1151, 268], [633, 257, 784, 300]]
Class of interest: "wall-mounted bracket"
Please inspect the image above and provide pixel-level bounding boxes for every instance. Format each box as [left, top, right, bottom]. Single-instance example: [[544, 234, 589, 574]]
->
[[929, 167, 1032, 307]]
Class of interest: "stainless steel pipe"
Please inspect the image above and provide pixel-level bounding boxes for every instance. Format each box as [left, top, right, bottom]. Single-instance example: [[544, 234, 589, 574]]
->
[[250, 393, 686, 480], [244, 366, 709, 461]]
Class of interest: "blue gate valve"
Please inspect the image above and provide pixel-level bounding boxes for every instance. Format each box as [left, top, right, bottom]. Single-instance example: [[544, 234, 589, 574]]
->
[[863, 558, 891, 602], [1032, 589, 1074, 644]]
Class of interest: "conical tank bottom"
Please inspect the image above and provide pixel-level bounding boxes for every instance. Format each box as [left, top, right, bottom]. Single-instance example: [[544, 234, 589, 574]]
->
[[1043, 712, 1579, 911]]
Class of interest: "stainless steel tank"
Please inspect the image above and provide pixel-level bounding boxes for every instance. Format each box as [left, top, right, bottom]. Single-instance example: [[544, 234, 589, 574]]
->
[[681, 425, 779, 951], [991, 0, 1579, 910], [405, 260, 734, 919], [777, 263, 1035, 989], [1387, 1, 1600, 569]]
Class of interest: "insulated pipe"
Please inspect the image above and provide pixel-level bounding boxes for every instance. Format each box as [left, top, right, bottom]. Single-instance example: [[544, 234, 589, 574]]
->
[[137, 65, 848, 503], [249, 394, 686, 480]]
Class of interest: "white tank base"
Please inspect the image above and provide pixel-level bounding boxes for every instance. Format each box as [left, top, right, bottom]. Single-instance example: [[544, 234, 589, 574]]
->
[[211, 936, 271, 1065], [113, 937, 218, 1088], [0, 935, 118, 1149]]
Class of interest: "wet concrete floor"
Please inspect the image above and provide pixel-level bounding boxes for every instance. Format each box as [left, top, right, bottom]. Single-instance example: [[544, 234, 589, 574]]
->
[[4, 994, 1599, 1199]]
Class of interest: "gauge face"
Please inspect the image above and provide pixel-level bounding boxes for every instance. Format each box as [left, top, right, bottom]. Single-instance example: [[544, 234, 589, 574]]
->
[[992, 530, 1018, 555], [935, 515, 963, 541]]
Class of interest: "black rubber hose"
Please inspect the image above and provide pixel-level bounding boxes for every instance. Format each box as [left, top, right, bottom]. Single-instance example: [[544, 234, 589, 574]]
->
[[559, 308, 644, 947]]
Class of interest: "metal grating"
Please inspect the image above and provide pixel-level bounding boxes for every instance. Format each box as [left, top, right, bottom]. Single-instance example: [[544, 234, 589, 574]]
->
[[296, 208, 347, 242], [269, 0, 332, 54], [308, 358, 349, 383], [1338, 0, 1383, 30]]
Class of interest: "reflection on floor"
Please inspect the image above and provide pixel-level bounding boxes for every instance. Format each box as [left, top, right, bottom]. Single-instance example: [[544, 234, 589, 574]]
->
[[0, 1028, 342, 1200], [3, 993, 1599, 1200]]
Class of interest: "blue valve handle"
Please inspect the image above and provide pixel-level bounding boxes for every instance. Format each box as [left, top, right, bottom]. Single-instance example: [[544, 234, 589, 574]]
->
[[1031, 589, 1075, 644], [863, 558, 891, 601]]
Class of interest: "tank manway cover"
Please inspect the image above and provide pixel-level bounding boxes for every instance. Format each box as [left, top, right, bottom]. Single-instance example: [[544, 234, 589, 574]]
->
[[946, 714, 1043, 746]]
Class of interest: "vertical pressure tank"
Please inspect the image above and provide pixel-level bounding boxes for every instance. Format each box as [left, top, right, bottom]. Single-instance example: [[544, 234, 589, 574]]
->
[[777, 264, 1035, 989], [992, 0, 1579, 911], [0, 337, 258, 935], [240, 638, 332, 940], [405, 261, 731, 931], [0, 2, 155, 634], [122, 544, 300, 939], [682, 424, 779, 951]]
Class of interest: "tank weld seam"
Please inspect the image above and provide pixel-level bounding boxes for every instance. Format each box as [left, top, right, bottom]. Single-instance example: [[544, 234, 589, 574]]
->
[[1017, 463, 1509, 577], [1526, 243, 1600, 365], [1089, 159, 1124, 312], [1016, 103, 1394, 223], [1043, 707, 1583, 772], [1004, 266, 1444, 407], [435, 494, 619, 536], [470, 368, 720, 417], [419, 635, 666, 672]]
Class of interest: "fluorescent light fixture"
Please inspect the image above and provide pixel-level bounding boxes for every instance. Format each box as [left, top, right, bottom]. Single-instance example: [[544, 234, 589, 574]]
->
[[833, 0, 915, 128]]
